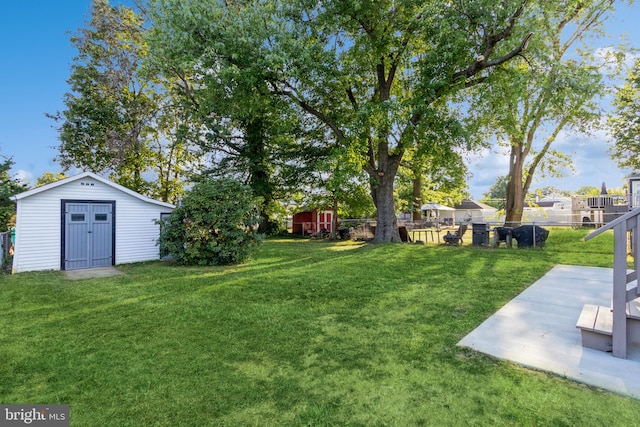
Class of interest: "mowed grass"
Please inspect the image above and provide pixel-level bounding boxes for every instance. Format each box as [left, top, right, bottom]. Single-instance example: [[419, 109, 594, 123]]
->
[[2, 228, 639, 425]]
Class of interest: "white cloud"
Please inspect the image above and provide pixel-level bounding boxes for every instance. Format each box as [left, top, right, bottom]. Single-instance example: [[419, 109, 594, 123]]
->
[[14, 169, 34, 185], [595, 46, 638, 72], [465, 126, 631, 199], [465, 147, 510, 199]]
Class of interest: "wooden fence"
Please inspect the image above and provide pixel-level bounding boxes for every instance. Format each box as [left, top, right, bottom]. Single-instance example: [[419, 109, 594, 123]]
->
[[1, 231, 11, 261]]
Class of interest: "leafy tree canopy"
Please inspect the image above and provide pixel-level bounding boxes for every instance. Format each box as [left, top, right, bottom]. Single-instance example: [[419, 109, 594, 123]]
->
[[49, 0, 200, 203], [610, 56, 640, 171], [35, 172, 67, 188], [574, 185, 601, 196], [529, 186, 571, 198], [481, 175, 509, 210], [466, 0, 621, 225], [148, 0, 533, 242], [146, 0, 337, 232], [0, 155, 27, 231]]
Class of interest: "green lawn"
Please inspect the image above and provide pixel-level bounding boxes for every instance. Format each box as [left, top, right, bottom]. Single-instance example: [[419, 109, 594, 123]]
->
[[2, 228, 639, 425]]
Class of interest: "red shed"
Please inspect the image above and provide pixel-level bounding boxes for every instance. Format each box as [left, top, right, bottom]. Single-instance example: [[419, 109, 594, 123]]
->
[[292, 209, 334, 236]]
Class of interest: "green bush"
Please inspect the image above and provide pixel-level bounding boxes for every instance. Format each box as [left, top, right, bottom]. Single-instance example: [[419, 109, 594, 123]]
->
[[160, 178, 262, 265]]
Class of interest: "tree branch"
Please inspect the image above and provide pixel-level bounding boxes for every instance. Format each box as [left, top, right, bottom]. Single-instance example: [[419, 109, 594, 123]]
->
[[453, 32, 533, 82], [170, 67, 200, 109], [523, 116, 570, 193], [346, 87, 358, 110], [364, 136, 377, 176], [268, 79, 348, 142], [452, 0, 532, 82]]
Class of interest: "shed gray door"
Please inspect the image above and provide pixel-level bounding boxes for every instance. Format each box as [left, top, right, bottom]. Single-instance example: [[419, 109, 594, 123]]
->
[[64, 202, 113, 270]]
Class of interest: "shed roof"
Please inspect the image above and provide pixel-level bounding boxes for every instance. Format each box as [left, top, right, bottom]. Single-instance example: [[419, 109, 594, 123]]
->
[[454, 199, 497, 211], [11, 171, 175, 209]]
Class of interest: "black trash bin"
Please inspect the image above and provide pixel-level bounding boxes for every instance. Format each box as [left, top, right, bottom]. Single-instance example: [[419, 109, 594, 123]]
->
[[472, 223, 490, 247]]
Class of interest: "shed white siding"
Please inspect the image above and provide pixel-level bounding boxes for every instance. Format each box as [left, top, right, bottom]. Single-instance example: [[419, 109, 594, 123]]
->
[[12, 173, 173, 273]]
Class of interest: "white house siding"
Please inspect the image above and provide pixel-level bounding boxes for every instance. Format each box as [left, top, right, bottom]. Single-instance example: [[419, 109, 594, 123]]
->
[[12, 174, 173, 273], [453, 209, 502, 224], [450, 209, 576, 225], [115, 195, 171, 265], [12, 195, 61, 272]]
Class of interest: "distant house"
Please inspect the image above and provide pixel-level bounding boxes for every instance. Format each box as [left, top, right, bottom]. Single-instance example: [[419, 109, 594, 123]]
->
[[524, 194, 572, 211], [521, 195, 574, 224], [525, 200, 557, 209], [10, 172, 174, 273], [292, 208, 334, 236], [453, 199, 499, 224]]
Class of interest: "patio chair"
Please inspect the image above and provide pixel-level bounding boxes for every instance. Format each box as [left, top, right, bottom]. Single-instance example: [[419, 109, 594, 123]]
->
[[443, 223, 468, 246]]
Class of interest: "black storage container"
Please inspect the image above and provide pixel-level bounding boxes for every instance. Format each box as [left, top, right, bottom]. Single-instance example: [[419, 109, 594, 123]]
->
[[511, 225, 549, 248]]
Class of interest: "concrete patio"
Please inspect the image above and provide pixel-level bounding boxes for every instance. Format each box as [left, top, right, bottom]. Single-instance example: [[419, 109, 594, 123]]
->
[[458, 264, 640, 399]]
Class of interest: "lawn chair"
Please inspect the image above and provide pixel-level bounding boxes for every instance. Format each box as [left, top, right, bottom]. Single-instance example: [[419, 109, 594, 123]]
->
[[443, 224, 468, 246]]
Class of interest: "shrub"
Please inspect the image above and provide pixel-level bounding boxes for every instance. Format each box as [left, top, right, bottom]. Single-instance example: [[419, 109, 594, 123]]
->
[[160, 178, 262, 265]]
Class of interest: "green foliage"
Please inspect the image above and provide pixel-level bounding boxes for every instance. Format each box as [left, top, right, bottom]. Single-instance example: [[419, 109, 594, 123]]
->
[[526, 186, 572, 202], [338, 183, 376, 219], [395, 108, 471, 218], [146, 1, 329, 233], [610, 56, 640, 170], [148, 0, 533, 242], [35, 171, 67, 188], [160, 178, 261, 265], [303, 146, 377, 225], [396, 153, 469, 217], [532, 186, 571, 197], [575, 185, 601, 196], [49, 0, 198, 203], [466, 0, 619, 224], [0, 155, 27, 231], [482, 175, 509, 210]]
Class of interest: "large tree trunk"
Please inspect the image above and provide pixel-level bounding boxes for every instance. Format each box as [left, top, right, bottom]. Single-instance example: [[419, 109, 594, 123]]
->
[[369, 151, 402, 242], [372, 173, 401, 242], [331, 196, 338, 240], [412, 174, 422, 221], [244, 117, 276, 234], [504, 145, 525, 226]]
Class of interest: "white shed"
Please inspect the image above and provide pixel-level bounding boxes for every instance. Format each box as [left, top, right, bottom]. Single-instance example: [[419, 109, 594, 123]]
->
[[11, 171, 174, 273]]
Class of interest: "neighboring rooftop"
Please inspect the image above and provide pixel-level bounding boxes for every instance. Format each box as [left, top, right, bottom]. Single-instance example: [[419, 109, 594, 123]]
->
[[453, 199, 497, 210]]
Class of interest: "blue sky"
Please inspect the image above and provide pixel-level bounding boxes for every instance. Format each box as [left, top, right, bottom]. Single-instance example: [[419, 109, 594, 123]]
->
[[0, 1, 134, 184], [0, 1, 638, 199]]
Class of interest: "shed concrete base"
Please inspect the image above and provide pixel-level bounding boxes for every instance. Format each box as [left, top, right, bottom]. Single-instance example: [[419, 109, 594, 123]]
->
[[64, 266, 124, 280]]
